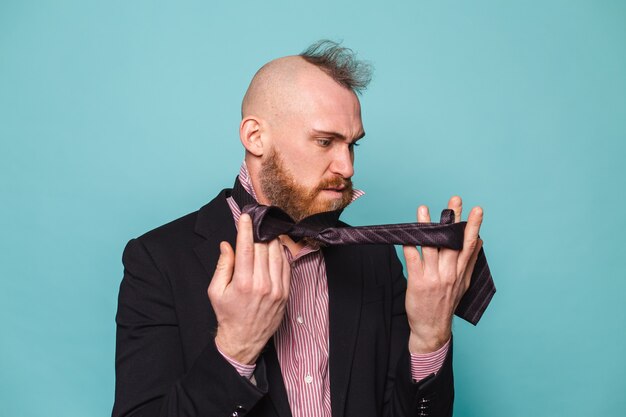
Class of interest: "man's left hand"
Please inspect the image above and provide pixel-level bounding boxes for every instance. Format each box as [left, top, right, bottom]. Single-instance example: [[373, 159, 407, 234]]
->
[[402, 196, 483, 354]]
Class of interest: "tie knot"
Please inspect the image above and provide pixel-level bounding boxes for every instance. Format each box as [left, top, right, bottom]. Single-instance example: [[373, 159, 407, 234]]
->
[[242, 204, 338, 242], [242, 204, 293, 241]]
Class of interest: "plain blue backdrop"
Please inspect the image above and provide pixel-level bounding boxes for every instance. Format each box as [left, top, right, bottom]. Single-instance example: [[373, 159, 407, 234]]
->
[[1, 1, 625, 416]]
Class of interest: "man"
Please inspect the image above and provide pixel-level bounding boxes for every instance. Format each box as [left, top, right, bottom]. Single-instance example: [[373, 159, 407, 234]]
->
[[113, 40, 484, 417]]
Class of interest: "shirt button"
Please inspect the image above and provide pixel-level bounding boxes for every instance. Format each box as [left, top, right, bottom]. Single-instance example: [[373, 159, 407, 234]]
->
[[231, 405, 246, 416], [296, 315, 304, 324], [304, 374, 313, 384]]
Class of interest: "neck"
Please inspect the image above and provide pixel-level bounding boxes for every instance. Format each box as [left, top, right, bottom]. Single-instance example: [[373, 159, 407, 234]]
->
[[244, 156, 272, 205], [279, 234, 306, 257]]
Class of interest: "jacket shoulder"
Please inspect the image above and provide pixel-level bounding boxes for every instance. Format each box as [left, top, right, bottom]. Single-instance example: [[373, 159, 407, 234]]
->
[[131, 189, 231, 253], [137, 210, 199, 247]]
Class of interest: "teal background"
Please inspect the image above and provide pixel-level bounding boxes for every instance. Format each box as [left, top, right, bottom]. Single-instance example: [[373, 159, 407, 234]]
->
[[1, 1, 625, 416]]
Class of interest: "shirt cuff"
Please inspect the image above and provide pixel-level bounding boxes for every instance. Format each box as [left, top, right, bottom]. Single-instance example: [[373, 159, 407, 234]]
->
[[409, 338, 450, 382], [216, 344, 256, 380]]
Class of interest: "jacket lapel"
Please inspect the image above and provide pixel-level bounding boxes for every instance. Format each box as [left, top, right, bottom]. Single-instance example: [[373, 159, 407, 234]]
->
[[324, 245, 364, 417], [193, 190, 237, 277]]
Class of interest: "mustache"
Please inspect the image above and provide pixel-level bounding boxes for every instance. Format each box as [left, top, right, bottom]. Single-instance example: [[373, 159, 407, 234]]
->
[[316, 177, 353, 192]]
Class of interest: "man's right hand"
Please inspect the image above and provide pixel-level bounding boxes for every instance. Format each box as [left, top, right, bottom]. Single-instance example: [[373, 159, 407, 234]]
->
[[208, 213, 291, 365]]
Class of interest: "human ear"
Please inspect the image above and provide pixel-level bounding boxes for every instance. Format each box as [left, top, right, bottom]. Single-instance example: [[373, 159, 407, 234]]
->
[[239, 116, 265, 156]]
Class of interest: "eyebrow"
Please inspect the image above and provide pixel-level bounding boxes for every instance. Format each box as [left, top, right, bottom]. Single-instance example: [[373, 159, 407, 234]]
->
[[311, 129, 366, 143]]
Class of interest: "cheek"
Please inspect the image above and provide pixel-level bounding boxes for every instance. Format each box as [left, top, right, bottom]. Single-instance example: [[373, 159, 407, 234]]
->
[[287, 155, 330, 183], [303, 164, 333, 189]]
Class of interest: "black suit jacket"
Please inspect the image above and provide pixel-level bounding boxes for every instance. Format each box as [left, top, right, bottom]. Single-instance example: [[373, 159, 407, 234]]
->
[[113, 189, 454, 417]]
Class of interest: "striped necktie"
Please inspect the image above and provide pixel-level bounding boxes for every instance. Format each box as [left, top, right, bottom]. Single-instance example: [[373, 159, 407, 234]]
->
[[231, 177, 495, 325]]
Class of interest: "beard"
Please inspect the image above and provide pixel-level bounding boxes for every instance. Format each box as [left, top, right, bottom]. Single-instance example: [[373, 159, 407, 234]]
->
[[259, 148, 353, 222]]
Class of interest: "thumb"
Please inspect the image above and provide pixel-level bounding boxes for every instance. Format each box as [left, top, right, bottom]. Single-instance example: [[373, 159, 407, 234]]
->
[[208, 241, 235, 299]]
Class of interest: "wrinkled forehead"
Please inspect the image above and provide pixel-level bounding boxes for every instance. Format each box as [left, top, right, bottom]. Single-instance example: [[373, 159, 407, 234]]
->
[[283, 68, 363, 131]]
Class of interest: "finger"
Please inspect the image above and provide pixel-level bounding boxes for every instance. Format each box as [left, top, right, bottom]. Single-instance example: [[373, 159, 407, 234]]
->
[[447, 195, 462, 223], [253, 241, 270, 291], [439, 245, 459, 283], [441, 195, 462, 278], [280, 246, 291, 298], [208, 241, 235, 298], [402, 245, 423, 283], [418, 205, 438, 273], [457, 206, 483, 270], [461, 239, 483, 293], [267, 239, 284, 296], [234, 213, 255, 281]]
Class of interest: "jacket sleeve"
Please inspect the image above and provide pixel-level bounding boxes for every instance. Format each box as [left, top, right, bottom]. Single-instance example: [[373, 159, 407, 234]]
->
[[112, 238, 268, 417], [385, 246, 455, 417]]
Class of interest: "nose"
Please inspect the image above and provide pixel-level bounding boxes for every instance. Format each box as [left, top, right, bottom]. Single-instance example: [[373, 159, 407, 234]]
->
[[329, 145, 354, 179]]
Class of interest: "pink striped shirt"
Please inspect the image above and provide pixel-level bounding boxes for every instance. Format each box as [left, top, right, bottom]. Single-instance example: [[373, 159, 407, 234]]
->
[[220, 163, 449, 417]]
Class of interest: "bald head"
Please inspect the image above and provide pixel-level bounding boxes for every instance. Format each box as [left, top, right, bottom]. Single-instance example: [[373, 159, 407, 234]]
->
[[241, 39, 372, 123], [241, 56, 330, 122]]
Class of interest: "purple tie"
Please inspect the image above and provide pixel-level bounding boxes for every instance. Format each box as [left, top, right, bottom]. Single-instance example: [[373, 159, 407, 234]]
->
[[231, 178, 495, 325]]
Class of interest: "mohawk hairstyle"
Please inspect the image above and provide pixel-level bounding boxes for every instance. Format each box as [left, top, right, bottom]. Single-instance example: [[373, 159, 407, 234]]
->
[[300, 40, 373, 94]]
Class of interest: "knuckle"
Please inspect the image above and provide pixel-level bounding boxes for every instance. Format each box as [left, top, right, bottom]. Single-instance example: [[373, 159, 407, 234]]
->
[[207, 285, 216, 300], [235, 277, 252, 293], [269, 287, 283, 302], [440, 270, 457, 286], [417, 272, 437, 288], [404, 249, 420, 263], [255, 279, 271, 296], [439, 258, 456, 275], [462, 276, 471, 292], [239, 244, 254, 257], [216, 259, 229, 272], [440, 268, 456, 283]]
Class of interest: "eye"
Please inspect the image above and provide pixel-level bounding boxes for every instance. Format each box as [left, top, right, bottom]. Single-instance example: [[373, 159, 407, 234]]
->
[[348, 142, 360, 151], [316, 138, 332, 147]]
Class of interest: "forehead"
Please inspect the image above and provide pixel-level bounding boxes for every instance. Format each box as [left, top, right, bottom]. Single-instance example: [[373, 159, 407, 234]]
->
[[293, 70, 364, 137]]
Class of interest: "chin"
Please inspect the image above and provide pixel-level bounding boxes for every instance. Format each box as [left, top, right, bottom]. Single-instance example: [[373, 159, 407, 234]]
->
[[311, 195, 346, 213]]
